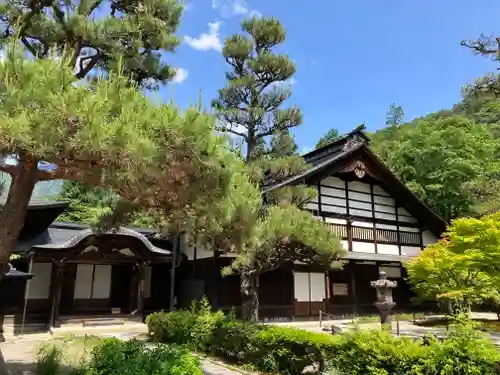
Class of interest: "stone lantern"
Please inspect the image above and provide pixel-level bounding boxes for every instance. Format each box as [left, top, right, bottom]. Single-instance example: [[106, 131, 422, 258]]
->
[[370, 270, 397, 325]]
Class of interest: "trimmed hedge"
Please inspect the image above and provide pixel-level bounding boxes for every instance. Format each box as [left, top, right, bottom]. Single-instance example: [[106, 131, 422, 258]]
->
[[146, 301, 500, 375], [146, 305, 337, 374]]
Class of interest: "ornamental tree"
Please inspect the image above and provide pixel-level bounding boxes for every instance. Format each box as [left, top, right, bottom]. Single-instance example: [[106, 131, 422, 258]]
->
[[213, 16, 344, 320], [0, 46, 241, 283], [0, 0, 184, 276], [406, 213, 500, 313]]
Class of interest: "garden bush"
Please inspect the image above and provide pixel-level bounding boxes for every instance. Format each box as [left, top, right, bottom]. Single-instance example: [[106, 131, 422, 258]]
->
[[35, 338, 203, 375], [86, 339, 203, 375], [146, 305, 339, 375], [147, 305, 500, 375]]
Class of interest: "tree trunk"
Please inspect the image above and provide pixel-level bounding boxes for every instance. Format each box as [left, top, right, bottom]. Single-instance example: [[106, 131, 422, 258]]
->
[[0, 157, 38, 281], [240, 272, 259, 321], [0, 157, 38, 375]]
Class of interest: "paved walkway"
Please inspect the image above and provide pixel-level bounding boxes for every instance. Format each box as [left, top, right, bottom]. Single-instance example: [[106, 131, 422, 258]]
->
[[0, 329, 247, 375]]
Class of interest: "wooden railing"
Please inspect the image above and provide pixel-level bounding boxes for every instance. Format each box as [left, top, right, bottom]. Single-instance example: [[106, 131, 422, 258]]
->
[[328, 223, 421, 246]]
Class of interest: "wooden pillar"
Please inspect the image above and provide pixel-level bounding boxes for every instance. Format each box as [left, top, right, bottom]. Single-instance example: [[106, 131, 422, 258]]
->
[[137, 262, 145, 316], [349, 261, 357, 316], [370, 184, 378, 253], [48, 261, 64, 328]]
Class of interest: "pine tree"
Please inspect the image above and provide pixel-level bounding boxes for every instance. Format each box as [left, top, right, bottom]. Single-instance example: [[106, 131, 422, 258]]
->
[[213, 16, 344, 320], [0, 0, 183, 277], [386, 103, 404, 127], [0, 43, 243, 286], [315, 128, 340, 149]]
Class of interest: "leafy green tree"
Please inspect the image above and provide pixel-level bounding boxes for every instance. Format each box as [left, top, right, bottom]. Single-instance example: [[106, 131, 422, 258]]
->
[[406, 213, 500, 313], [0, 0, 184, 277], [57, 181, 156, 228], [385, 103, 404, 127], [213, 16, 344, 320], [374, 116, 499, 221], [315, 128, 340, 149]]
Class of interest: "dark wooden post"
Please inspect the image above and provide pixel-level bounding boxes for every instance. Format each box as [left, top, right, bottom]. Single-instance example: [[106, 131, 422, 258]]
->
[[137, 262, 145, 316], [48, 261, 65, 328]]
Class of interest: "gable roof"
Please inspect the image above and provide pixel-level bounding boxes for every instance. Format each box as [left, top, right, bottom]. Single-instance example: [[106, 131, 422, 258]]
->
[[263, 127, 447, 237]]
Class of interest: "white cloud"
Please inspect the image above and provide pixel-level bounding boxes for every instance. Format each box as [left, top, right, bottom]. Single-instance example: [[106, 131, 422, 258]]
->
[[212, 0, 261, 18], [248, 9, 262, 18], [172, 67, 189, 84], [184, 22, 223, 52], [289, 77, 297, 85], [184, 2, 193, 11]]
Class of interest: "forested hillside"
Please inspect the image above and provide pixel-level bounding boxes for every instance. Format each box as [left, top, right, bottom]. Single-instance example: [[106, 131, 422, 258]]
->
[[369, 72, 500, 221]]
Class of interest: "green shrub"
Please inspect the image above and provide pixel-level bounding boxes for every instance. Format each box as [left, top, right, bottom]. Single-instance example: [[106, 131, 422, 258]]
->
[[86, 338, 202, 375], [254, 326, 339, 374], [331, 330, 428, 375], [420, 326, 500, 375], [208, 320, 263, 362], [36, 344, 63, 375], [147, 307, 338, 375]]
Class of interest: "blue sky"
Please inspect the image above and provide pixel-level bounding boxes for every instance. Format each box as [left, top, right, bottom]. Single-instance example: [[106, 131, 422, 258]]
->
[[159, 0, 500, 153]]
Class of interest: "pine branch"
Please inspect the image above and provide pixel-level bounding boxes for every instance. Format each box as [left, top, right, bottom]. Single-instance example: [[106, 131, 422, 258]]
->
[[76, 53, 104, 79], [215, 126, 248, 140]]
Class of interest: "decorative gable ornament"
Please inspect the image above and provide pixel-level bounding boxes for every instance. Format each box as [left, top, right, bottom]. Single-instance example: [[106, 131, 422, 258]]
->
[[339, 160, 367, 179], [342, 139, 361, 151]]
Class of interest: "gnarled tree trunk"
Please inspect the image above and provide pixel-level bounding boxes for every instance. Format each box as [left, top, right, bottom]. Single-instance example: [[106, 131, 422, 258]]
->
[[241, 272, 259, 321], [0, 157, 38, 375], [0, 157, 38, 279]]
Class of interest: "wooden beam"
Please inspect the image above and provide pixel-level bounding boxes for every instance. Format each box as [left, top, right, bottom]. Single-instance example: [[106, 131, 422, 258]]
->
[[395, 205, 401, 255], [345, 180, 353, 251], [370, 183, 378, 253]]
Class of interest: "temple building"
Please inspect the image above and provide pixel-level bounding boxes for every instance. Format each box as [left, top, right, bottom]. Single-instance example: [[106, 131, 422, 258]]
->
[[3, 126, 446, 329], [177, 126, 446, 318]]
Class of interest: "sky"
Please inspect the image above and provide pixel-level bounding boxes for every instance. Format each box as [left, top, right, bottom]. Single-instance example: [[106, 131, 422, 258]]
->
[[159, 0, 500, 153]]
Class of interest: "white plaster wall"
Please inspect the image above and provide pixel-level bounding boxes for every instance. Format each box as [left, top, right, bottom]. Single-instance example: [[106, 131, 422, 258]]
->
[[348, 180, 371, 193], [400, 226, 420, 233], [374, 195, 395, 206], [92, 265, 111, 299], [422, 230, 438, 246], [293, 272, 310, 302], [349, 200, 372, 211], [321, 176, 345, 189], [304, 202, 319, 211], [349, 191, 371, 202], [350, 208, 372, 217], [352, 241, 376, 253], [352, 221, 373, 228], [374, 212, 397, 221], [321, 205, 347, 214], [377, 244, 400, 255], [375, 223, 398, 231], [340, 240, 349, 250], [401, 246, 422, 257], [74, 264, 93, 299], [309, 273, 326, 302], [325, 217, 347, 225], [322, 196, 346, 207], [320, 186, 345, 197], [373, 185, 390, 196], [27, 262, 52, 299]]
